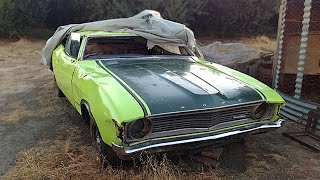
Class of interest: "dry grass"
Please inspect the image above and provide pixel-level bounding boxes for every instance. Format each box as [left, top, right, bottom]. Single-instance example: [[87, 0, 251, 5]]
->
[[2, 140, 116, 180], [2, 139, 221, 180], [241, 36, 276, 52], [139, 154, 184, 180]]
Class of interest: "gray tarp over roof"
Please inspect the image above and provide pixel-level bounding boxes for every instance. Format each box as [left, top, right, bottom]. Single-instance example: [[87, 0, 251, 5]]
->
[[42, 10, 196, 68]]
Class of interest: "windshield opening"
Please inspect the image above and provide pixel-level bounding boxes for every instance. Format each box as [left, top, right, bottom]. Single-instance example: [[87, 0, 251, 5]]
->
[[83, 36, 193, 60]]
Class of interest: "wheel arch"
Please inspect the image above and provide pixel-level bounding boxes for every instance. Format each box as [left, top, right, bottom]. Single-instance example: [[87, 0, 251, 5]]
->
[[80, 99, 91, 115], [80, 99, 122, 146], [80, 99, 91, 124]]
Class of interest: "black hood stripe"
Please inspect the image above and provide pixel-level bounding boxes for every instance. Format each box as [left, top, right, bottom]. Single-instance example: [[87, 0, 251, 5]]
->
[[96, 60, 148, 116]]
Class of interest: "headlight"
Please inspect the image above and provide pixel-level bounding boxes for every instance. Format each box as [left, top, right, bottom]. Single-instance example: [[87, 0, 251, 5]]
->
[[252, 103, 271, 120], [128, 118, 152, 139]]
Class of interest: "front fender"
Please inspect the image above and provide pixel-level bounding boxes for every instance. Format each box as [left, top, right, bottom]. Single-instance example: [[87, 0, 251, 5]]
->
[[72, 61, 145, 146], [198, 61, 285, 105]]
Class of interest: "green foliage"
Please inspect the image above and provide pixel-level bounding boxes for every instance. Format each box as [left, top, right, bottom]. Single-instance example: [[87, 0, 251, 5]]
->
[[203, 0, 280, 36], [0, 0, 280, 37], [0, 0, 50, 36]]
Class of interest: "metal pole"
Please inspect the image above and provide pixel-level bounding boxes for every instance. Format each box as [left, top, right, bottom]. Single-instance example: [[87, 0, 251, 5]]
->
[[274, 0, 287, 89], [294, 0, 313, 99]]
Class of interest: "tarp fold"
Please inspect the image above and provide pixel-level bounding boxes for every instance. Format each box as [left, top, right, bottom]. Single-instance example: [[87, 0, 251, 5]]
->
[[42, 10, 196, 68]]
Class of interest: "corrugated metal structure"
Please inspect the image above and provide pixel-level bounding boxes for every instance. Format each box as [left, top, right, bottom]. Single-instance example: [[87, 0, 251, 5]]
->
[[274, 0, 320, 127]]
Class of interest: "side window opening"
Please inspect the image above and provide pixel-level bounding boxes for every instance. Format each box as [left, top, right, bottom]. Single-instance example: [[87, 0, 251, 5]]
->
[[65, 33, 82, 59], [61, 37, 67, 47]]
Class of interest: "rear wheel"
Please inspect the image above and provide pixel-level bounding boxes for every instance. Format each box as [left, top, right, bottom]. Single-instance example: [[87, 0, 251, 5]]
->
[[54, 76, 65, 97]]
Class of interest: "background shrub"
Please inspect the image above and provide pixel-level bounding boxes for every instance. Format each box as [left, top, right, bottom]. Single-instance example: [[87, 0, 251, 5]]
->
[[0, 0, 280, 37]]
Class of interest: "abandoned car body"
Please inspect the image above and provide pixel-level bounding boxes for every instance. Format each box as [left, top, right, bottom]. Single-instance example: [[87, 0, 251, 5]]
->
[[41, 10, 285, 162], [50, 30, 285, 161]]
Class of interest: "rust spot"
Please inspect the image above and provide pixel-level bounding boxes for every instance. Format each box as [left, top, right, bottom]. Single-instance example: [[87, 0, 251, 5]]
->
[[112, 119, 124, 141], [112, 119, 120, 127]]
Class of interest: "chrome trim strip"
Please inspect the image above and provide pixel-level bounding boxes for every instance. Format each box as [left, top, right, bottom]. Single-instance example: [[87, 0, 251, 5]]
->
[[113, 119, 282, 154], [87, 34, 138, 38], [147, 100, 265, 117], [79, 36, 88, 61], [88, 55, 192, 62]]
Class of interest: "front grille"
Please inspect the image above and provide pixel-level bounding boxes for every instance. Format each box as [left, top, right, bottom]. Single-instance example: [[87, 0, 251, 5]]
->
[[150, 105, 255, 133]]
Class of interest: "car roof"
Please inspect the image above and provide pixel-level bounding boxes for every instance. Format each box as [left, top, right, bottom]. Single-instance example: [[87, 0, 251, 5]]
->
[[75, 30, 137, 37]]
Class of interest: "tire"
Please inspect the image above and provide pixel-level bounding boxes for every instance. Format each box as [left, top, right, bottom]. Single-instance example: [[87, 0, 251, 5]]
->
[[87, 110, 120, 168], [54, 77, 65, 97]]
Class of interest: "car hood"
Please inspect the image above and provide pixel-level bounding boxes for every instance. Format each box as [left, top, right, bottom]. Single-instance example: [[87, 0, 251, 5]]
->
[[99, 58, 263, 115]]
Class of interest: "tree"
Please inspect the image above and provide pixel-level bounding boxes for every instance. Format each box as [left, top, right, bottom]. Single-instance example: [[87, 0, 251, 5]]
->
[[0, 0, 50, 36], [0, 0, 280, 37]]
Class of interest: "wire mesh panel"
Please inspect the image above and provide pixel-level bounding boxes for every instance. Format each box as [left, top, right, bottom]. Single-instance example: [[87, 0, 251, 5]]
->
[[277, 0, 304, 96], [300, 0, 320, 104]]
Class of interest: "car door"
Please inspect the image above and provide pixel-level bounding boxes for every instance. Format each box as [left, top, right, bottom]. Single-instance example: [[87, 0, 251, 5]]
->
[[54, 33, 81, 104]]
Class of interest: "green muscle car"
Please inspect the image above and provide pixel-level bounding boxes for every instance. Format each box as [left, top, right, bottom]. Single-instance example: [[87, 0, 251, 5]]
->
[[52, 30, 284, 163]]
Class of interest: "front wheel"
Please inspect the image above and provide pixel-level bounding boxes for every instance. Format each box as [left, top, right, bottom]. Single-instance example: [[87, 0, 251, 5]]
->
[[89, 114, 120, 168]]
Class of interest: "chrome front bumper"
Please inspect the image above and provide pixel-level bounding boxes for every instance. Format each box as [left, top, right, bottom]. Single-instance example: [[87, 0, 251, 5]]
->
[[112, 119, 283, 159]]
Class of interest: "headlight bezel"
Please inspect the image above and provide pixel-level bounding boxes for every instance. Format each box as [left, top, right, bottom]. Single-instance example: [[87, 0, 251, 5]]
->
[[252, 102, 274, 120], [127, 118, 152, 140]]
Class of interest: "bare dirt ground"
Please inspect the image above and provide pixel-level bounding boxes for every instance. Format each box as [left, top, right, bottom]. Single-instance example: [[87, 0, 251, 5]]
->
[[0, 38, 319, 180]]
